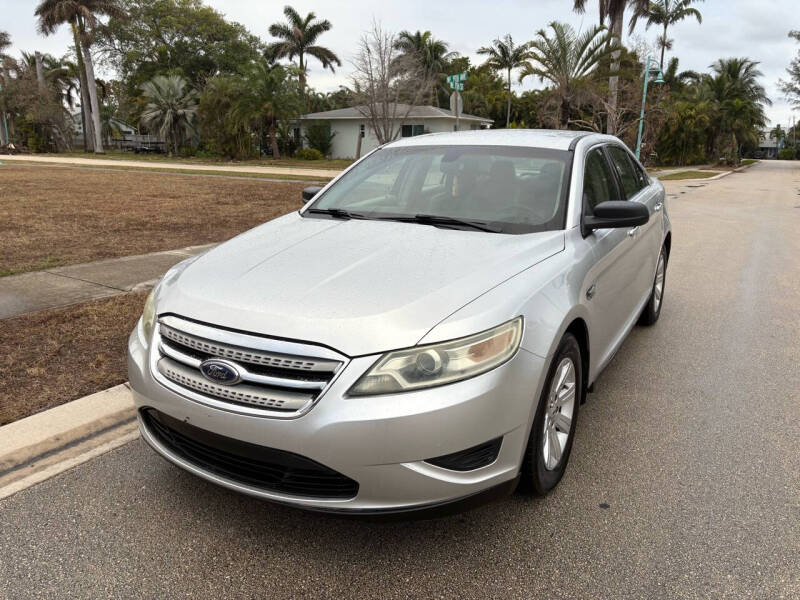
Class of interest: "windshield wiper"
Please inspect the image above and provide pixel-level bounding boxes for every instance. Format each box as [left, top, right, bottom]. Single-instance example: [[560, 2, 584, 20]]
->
[[305, 207, 367, 220], [385, 214, 502, 233]]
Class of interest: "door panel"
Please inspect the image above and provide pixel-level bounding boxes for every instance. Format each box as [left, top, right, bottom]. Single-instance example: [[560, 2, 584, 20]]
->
[[581, 147, 642, 369], [606, 146, 662, 308]]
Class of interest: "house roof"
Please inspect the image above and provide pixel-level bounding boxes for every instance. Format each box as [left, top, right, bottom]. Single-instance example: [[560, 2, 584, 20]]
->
[[300, 104, 494, 124]]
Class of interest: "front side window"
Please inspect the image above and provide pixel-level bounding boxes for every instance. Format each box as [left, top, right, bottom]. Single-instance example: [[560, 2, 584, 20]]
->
[[607, 145, 644, 198], [582, 148, 618, 213], [307, 145, 571, 234]]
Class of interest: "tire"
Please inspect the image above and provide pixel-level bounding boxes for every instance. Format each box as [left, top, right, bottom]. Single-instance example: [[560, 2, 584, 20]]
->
[[520, 333, 582, 496], [639, 245, 667, 326]]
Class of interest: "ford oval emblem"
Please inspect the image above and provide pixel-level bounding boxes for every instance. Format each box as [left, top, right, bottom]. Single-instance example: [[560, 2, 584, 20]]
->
[[199, 359, 241, 385]]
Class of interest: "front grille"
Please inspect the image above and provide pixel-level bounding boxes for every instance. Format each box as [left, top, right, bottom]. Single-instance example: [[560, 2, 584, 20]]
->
[[152, 317, 344, 416], [142, 408, 359, 499]]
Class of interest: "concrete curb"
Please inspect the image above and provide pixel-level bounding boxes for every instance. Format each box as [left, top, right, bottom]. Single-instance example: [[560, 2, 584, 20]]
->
[[0, 383, 137, 499]]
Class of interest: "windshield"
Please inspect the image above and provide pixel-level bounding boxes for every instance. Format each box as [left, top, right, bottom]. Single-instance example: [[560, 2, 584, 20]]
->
[[306, 145, 571, 234]]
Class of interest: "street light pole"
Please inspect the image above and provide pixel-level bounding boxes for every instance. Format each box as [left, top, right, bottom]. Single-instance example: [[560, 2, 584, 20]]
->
[[635, 55, 664, 160]]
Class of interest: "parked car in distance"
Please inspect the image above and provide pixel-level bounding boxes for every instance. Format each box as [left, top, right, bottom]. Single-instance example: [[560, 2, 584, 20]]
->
[[128, 129, 670, 516]]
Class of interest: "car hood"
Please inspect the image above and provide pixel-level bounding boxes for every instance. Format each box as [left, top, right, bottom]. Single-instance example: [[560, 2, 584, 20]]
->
[[157, 213, 564, 356]]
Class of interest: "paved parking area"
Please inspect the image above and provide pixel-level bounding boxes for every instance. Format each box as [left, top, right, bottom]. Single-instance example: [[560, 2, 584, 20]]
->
[[0, 161, 798, 599]]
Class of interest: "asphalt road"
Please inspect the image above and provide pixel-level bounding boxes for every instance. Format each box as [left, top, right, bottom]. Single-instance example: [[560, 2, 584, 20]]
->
[[2, 161, 799, 599]]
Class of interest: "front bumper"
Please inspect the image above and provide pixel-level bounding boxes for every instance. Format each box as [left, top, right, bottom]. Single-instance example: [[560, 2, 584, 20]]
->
[[128, 321, 547, 514]]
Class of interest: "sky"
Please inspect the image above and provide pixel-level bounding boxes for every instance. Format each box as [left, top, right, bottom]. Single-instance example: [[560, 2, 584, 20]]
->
[[2, 0, 798, 127]]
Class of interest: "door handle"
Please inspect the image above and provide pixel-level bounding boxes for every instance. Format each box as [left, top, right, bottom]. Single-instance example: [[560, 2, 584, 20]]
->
[[654, 202, 663, 212], [627, 227, 638, 237]]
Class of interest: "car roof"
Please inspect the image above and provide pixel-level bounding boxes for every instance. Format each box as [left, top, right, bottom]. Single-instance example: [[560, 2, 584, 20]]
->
[[385, 129, 615, 151]]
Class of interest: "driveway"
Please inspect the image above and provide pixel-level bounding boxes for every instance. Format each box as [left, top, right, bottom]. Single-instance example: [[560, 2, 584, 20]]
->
[[1, 161, 798, 599]]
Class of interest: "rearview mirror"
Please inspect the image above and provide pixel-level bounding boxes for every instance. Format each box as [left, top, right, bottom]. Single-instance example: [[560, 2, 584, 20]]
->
[[302, 186, 324, 202], [583, 200, 649, 235]]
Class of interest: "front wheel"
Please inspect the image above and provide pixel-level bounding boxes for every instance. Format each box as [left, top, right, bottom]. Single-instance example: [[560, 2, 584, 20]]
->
[[639, 245, 667, 326], [520, 334, 582, 496]]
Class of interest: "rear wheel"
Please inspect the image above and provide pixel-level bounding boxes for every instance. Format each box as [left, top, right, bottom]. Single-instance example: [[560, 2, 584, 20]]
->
[[639, 245, 667, 326], [520, 334, 582, 495]]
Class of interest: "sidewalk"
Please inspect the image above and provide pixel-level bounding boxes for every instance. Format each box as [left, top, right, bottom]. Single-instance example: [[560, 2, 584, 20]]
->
[[1, 154, 342, 179], [0, 243, 215, 319]]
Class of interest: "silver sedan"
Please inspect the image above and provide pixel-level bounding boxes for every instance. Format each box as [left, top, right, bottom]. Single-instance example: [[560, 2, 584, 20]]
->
[[128, 129, 670, 515]]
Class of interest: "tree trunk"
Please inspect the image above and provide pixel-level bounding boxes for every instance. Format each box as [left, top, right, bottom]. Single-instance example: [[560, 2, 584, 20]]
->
[[506, 68, 512, 128], [355, 124, 363, 159], [72, 25, 92, 152], [80, 43, 104, 154], [269, 120, 280, 159], [607, 13, 624, 135], [560, 97, 570, 129], [660, 24, 668, 70], [0, 60, 8, 145], [35, 51, 46, 92]]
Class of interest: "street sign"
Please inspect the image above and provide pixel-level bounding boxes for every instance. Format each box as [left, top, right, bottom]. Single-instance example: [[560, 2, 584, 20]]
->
[[447, 72, 467, 90]]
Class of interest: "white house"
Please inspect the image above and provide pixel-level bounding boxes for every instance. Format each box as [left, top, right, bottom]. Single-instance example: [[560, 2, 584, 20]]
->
[[298, 104, 493, 159]]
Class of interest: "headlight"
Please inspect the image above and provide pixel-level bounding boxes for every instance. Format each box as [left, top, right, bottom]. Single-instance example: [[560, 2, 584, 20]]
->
[[141, 289, 156, 342], [348, 317, 523, 396]]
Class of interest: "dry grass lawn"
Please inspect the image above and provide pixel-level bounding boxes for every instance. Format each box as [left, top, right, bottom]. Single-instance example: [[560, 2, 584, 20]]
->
[[0, 164, 305, 275], [0, 291, 147, 425]]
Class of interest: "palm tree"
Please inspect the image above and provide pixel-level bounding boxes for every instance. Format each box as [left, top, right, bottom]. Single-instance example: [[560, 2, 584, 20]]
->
[[393, 30, 456, 106], [477, 34, 533, 127], [140, 75, 198, 156], [769, 124, 786, 145], [572, 0, 650, 134], [644, 0, 703, 70], [521, 22, 619, 129], [702, 58, 770, 163], [0, 31, 12, 146], [266, 5, 341, 101], [661, 56, 699, 92], [35, 0, 125, 154], [230, 62, 302, 159]]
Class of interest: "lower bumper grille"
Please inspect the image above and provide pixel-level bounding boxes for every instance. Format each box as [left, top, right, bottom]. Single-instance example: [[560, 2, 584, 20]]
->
[[141, 408, 359, 499], [425, 437, 503, 471]]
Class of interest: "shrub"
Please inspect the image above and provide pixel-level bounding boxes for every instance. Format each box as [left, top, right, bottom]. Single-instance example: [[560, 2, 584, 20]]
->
[[303, 121, 335, 156], [778, 146, 797, 160], [294, 147, 324, 160]]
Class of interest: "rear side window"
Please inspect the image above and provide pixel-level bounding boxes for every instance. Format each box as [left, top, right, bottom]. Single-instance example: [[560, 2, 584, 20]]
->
[[583, 148, 617, 213], [606, 146, 644, 199]]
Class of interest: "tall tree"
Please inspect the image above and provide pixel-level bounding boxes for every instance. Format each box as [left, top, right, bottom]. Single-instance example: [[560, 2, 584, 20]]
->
[[477, 34, 533, 127], [644, 0, 703, 70], [572, 0, 650, 134], [779, 30, 800, 110], [521, 22, 618, 128], [703, 58, 770, 163], [0, 31, 11, 145], [393, 30, 456, 106], [230, 61, 301, 159], [100, 0, 261, 96], [266, 5, 341, 101], [140, 74, 198, 156], [35, 0, 126, 154]]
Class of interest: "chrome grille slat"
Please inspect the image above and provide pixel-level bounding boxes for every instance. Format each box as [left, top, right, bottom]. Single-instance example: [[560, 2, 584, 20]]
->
[[157, 358, 314, 411], [160, 324, 340, 373], [151, 317, 347, 418], [158, 341, 327, 391]]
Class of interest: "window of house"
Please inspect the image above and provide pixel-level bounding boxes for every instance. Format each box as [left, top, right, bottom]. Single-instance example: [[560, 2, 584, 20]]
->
[[401, 124, 425, 137]]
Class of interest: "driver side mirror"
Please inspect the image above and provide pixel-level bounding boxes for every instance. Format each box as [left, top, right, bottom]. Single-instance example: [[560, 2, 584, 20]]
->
[[302, 186, 324, 202], [583, 200, 649, 235]]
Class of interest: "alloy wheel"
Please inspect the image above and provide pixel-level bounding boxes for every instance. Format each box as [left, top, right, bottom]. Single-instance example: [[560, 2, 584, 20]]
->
[[542, 357, 576, 471], [654, 252, 666, 313]]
